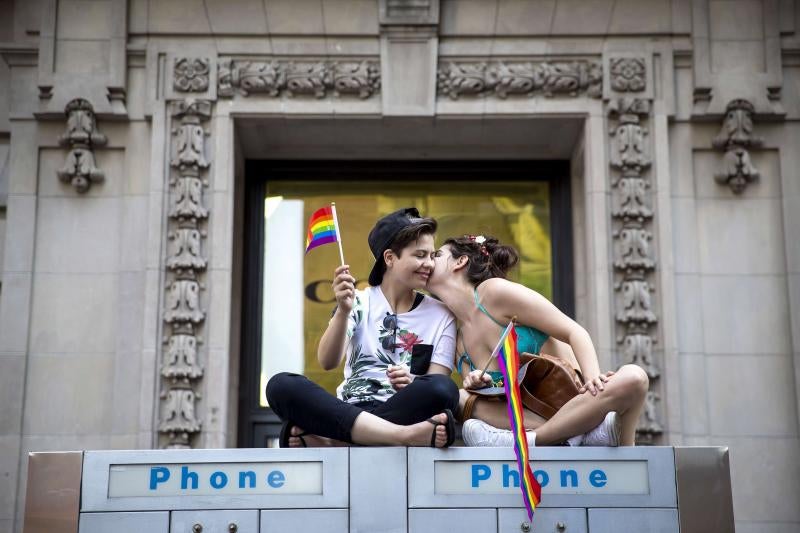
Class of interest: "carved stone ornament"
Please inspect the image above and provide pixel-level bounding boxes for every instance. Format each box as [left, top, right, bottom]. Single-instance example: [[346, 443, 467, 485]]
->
[[56, 99, 107, 193], [610, 57, 646, 92], [437, 60, 602, 100], [159, 99, 212, 449], [174, 58, 210, 92], [607, 93, 662, 443], [712, 99, 763, 194], [218, 59, 380, 99]]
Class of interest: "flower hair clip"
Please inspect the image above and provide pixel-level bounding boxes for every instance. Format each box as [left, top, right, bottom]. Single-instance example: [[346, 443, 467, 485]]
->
[[467, 235, 489, 256]]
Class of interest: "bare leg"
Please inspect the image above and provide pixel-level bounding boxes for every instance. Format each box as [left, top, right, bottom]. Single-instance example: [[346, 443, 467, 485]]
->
[[459, 389, 547, 431], [350, 411, 450, 447], [287, 426, 348, 448], [535, 364, 648, 446]]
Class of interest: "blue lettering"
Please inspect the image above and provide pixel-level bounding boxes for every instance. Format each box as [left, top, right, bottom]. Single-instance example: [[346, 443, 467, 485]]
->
[[471, 464, 491, 487], [149, 467, 170, 490], [210, 471, 228, 489], [502, 464, 520, 488], [267, 470, 285, 488], [560, 469, 578, 488], [533, 470, 550, 487], [239, 471, 256, 488], [181, 466, 198, 490], [589, 469, 607, 488]]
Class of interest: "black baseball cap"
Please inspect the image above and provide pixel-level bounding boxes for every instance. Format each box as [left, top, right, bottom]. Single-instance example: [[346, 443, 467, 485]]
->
[[367, 207, 424, 286]]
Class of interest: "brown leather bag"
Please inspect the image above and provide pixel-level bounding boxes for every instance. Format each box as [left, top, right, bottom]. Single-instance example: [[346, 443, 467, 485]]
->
[[518, 352, 583, 420], [461, 352, 584, 422]]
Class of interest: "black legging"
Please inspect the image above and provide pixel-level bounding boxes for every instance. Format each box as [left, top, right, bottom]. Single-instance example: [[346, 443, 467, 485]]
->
[[266, 372, 459, 443]]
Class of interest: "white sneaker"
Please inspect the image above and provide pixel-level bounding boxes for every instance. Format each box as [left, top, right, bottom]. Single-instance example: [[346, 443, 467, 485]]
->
[[462, 419, 536, 448], [581, 412, 621, 446], [566, 434, 583, 447]]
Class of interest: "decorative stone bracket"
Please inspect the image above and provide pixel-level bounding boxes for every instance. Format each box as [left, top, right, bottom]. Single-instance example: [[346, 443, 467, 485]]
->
[[218, 59, 381, 99], [607, 96, 663, 443], [158, 98, 211, 449], [56, 99, 107, 193], [437, 60, 602, 100], [712, 99, 763, 194]]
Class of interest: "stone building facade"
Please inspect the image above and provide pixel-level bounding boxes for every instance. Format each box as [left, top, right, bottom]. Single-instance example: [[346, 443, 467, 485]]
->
[[0, 1, 799, 532]]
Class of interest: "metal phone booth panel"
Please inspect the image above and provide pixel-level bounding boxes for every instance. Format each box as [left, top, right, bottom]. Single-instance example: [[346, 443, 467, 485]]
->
[[23, 447, 733, 533]]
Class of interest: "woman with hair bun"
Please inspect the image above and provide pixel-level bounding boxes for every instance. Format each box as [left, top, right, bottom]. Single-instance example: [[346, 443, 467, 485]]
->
[[427, 235, 649, 447]]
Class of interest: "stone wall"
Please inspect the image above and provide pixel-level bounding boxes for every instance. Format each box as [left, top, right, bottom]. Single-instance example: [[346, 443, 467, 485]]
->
[[0, 1, 798, 532]]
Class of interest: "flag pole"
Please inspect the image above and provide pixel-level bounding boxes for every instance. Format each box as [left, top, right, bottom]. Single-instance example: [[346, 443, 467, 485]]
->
[[330, 202, 345, 266], [478, 316, 516, 379]]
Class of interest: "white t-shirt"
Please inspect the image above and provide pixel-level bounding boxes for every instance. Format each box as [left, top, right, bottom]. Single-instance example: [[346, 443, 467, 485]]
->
[[336, 286, 456, 404]]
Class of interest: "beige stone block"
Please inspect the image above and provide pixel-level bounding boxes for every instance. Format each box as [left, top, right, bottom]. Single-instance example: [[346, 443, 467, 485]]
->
[[0, 356, 25, 434], [607, 0, 672, 33], [0, 273, 32, 354], [781, 67, 800, 121], [322, 0, 378, 34], [8, 122, 36, 195], [678, 353, 709, 434], [670, 125, 693, 197], [38, 148, 124, 198], [265, 0, 324, 34], [551, 0, 614, 34], [681, 435, 711, 445], [129, 0, 147, 33], [119, 196, 148, 271], [29, 273, 118, 354], [671, 198, 699, 273], [147, 0, 214, 33], [109, 434, 138, 449], [701, 275, 791, 355], [675, 274, 704, 352], [785, 198, 800, 274], [126, 67, 148, 121], [2, 195, 35, 272], [707, 354, 798, 436], [206, 269, 232, 351], [115, 271, 145, 354], [267, 36, 328, 56], [56, 0, 112, 40], [696, 198, 786, 275], [494, 0, 556, 34], [790, 277, 800, 351], [709, 0, 764, 40], [23, 354, 113, 435], [54, 40, 109, 74], [123, 122, 152, 194], [735, 522, 800, 533], [441, 0, 498, 34], [693, 149, 781, 199], [204, 0, 268, 34], [0, 435, 21, 521], [34, 197, 121, 273], [707, 436, 800, 523], [111, 350, 143, 435], [674, 66, 694, 121], [710, 40, 765, 73], [8, 67, 38, 123]]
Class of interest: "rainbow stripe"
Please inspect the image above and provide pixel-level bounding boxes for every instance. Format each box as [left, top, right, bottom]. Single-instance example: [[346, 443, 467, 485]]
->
[[305, 206, 338, 253], [496, 324, 542, 520]]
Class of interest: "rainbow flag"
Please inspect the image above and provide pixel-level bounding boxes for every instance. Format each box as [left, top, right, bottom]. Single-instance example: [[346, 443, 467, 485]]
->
[[496, 323, 542, 520], [305, 206, 338, 253]]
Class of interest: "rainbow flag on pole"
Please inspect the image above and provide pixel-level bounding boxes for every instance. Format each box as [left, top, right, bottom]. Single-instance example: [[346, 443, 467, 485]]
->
[[305, 203, 345, 265], [495, 321, 542, 520]]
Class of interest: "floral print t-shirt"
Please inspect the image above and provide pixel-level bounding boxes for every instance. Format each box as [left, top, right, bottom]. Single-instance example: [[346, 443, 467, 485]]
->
[[336, 286, 456, 404]]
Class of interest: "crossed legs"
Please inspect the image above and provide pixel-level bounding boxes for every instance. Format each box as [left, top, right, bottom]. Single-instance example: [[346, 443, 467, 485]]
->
[[460, 364, 649, 446]]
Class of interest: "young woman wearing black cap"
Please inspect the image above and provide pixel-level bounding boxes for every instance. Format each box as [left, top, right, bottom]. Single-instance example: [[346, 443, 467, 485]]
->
[[266, 208, 459, 448]]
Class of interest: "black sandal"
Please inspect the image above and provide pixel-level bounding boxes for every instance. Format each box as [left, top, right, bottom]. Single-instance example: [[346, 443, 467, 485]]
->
[[278, 420, 308, 448], [425, 408, 456, 448]]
